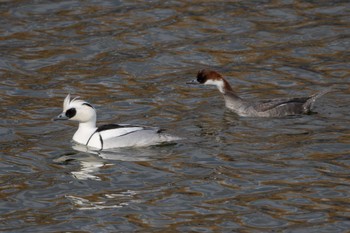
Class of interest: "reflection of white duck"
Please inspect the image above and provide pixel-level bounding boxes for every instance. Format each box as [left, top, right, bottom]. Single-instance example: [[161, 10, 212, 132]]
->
[[72, 143, 156, 161], [54, 94, 180, 150]]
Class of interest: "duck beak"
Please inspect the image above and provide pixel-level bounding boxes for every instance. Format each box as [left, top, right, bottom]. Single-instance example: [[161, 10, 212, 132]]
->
[[53, 112, 69, 121], [186, 79, 199, 85]]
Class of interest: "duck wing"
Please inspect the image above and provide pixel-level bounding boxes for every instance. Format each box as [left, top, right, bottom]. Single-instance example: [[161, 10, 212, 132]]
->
[[98, 124, 172, 149], [96, 124, 161, 139], [86, 124, 179, 149], [253, 97, 310, 112], [254, 87, 333, 114]]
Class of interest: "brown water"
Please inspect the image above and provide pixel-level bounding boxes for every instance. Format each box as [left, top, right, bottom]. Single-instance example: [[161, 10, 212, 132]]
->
[[1, 0, 350, 232]]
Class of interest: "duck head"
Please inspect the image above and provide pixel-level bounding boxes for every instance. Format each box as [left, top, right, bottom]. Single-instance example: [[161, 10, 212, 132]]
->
[[53, 94, 96, 124], [187, 69, 234, 94]]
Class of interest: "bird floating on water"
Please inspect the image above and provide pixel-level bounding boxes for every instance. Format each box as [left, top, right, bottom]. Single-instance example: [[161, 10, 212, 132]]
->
[[187, 69, 331, 117], [53, 94, 180, 150]]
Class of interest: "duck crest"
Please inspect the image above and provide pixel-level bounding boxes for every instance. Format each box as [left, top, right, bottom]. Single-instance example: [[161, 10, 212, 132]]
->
[[63, 94, 91, 111], [63, 94, 71, 111]]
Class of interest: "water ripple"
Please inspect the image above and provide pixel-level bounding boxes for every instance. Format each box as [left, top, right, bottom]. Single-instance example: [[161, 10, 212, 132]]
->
[[1, 0, 349, 232]]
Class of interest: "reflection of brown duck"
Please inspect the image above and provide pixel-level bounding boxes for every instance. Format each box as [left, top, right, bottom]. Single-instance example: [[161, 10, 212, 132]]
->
[[188, 69, 331, 117]]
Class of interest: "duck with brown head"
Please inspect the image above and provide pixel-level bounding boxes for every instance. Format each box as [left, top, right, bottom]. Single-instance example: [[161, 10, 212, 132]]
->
[[187, 69, 331, 117]]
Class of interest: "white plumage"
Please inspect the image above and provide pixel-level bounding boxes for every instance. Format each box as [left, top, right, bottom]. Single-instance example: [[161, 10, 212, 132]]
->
[[54, 94, 180, 150]]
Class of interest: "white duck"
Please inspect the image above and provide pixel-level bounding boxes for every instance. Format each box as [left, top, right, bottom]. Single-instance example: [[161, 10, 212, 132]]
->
[[53, 94, 179, 150]]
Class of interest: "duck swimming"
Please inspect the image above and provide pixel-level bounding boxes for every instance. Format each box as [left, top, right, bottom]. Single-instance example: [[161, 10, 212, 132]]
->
[[187, 69, 330, 117], [53, 94, 179, 150]]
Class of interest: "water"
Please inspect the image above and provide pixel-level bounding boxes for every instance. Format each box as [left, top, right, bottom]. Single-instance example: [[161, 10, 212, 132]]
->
[[1, 0, 350, 232]]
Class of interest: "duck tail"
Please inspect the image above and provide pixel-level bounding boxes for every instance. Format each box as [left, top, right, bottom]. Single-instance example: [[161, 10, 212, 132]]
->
[[303, 86, 332, 113], [159, 133, 182, 143]]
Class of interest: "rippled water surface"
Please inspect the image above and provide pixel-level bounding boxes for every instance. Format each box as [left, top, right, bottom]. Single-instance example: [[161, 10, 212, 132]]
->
[[1, 0, 350, 232]]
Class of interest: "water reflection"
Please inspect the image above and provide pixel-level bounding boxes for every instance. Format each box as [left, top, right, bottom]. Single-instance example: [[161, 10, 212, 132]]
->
[[72, 143, 160, 162], [54, 143, 169, 180], [66, 190, 141, 210]]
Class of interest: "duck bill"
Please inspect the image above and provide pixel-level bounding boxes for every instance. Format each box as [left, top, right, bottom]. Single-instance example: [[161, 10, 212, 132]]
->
[[186, 79, 199, 85], [53, 112, 69, 121]]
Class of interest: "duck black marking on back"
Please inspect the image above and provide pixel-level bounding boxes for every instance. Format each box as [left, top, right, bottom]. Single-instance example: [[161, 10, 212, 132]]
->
[[96, 124, 138, 132], [96, 124, 156, 138], [85, 124, 127, 146]]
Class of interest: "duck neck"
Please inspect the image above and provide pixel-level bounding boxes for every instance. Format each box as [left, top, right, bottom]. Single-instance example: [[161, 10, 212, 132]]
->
[[218, 78, 241, 100], [73, 120, 98, 145], [78, 120, 97, 130]]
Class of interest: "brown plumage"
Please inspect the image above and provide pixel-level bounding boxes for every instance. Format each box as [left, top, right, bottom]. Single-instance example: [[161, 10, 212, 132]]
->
[[188, 69, 331, 117]]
